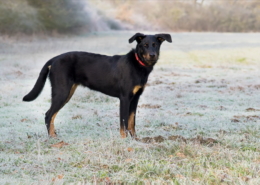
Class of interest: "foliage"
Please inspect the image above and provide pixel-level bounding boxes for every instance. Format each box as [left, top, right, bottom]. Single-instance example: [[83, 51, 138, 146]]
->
[[0, 0, 122, 35], [92, 0, 260, 32], [26, 0, 90, 34], [1, 0, 260, 35], [0, 1, 41, 34]]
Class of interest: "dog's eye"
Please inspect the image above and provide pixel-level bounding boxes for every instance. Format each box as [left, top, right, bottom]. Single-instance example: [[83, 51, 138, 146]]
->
[[144, 44, 148, 48]]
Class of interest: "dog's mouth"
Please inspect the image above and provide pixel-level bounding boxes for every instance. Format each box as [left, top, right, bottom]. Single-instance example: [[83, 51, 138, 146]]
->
[[145, 60, 157, 66], [143, 55, 158, 66]]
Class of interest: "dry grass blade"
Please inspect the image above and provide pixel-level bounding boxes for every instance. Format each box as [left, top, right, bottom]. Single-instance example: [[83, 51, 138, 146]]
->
[[51, 141, 69, 148]]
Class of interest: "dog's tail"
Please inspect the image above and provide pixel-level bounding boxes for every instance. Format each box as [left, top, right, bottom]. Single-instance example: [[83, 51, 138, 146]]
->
[[23, 60, 53, 102]]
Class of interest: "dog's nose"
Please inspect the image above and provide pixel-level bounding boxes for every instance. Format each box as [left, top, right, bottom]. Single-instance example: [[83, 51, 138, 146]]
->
[[149, 54, 156, 58]]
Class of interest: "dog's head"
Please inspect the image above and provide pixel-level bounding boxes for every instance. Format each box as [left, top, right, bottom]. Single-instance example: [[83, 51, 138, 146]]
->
[[129, 33, 172, 67]]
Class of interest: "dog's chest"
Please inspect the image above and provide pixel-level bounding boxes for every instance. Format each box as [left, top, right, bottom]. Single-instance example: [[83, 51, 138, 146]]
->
[[131, 75, 148, 95]]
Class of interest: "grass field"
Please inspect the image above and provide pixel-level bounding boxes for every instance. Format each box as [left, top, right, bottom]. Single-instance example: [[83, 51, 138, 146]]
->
[[1, 32, 260, 184]]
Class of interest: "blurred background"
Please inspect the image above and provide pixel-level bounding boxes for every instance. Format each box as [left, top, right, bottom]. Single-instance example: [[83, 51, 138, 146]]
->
[[1, 0, 260, 36]]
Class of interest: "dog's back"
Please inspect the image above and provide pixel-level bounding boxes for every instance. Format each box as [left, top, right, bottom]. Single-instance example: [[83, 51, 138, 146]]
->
[[50, 51, 123, 97]]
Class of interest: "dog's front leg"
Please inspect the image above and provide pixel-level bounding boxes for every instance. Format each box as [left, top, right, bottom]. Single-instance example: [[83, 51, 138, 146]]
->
[[119, 97, 130, 138], [128, 94, 140, 139]]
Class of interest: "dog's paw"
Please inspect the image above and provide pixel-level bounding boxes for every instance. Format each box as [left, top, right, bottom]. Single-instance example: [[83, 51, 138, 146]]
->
[[49, 131, 57, 138], [120, 130, 128, 138]]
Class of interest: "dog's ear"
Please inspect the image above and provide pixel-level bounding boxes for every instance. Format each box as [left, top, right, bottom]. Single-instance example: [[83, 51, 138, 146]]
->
[[129, 33, 146, 43], [155, 34, 172, 43]]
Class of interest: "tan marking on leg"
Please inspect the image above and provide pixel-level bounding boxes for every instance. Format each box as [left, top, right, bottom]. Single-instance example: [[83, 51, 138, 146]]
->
[[48, 65, 51, 70], [48, 84, 77, 138], [120, 128, 127, 138], [133, 85, 142, 95], [128, 112, 136, 137], [49, 112, 58, 137], [65, 84, 78, 103]]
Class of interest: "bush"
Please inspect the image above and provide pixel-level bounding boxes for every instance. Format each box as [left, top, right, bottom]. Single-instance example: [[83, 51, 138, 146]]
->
[[26, 0, 90, 34], [93, 0, 260, 32], [0, 1, 41, 34], [0, 0, 123, 35], [1, 0, 259, 34]]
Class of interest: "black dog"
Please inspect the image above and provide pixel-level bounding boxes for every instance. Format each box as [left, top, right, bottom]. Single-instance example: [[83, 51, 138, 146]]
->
[[23, 33, 172, 138]]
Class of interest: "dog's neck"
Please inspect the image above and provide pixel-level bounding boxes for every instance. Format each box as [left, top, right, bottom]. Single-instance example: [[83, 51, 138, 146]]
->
[[127, 50, 153, 76], [131, 49, 153, 70], [135, 53, 146, 67]]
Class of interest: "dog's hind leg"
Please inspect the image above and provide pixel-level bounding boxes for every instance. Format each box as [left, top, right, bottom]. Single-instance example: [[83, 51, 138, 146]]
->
[[45, 82, 77, 137]]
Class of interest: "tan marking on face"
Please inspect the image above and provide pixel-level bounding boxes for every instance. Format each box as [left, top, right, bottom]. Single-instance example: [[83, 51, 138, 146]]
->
[[142, 54, 149, 60], [158, 37, 165, 42], [133, 85, 142, 95], [128, 112, 136, 137], [49, 112, 57, 137], [48, 65, 51, 70]]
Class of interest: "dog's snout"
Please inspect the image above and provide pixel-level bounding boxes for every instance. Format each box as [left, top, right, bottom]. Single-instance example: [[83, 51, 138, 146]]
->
[[149, 54, 156, 58]]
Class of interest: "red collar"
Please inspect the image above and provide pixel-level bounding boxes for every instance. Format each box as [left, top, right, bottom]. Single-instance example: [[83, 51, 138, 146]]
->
[[135, 53, 146, 67]]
